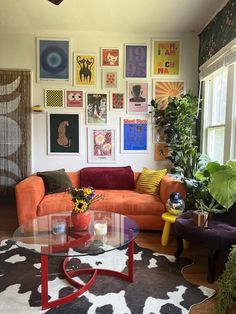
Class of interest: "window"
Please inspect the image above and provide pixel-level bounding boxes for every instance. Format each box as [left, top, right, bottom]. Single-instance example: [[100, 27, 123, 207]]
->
[[200, 39, 236, 163]]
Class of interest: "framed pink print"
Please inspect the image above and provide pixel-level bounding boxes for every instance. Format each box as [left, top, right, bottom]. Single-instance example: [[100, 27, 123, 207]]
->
[[101, 48, 120, 67], [65, 90, 84, 108], [127, 82, 149, 114], [102, 69, 118, 89], [110, 91, 125, 111]]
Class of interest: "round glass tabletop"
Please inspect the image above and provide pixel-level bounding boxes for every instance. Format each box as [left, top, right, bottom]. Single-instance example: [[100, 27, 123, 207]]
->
[[13, 211, 139, 257]]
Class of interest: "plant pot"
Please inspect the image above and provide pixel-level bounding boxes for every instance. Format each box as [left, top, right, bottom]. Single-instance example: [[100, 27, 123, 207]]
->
[[193, 210, 210, 227], [71, 211, 91, 231]]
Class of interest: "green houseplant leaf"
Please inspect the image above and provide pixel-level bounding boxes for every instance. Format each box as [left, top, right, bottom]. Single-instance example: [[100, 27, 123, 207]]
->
[[207, 162, 236, 209]]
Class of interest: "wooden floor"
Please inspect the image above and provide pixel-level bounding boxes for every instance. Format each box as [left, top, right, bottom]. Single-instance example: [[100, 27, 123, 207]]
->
[[0, 195, 235, 314]]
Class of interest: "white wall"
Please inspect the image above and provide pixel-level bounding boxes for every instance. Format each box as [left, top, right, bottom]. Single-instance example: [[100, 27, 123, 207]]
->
[[0, 30, 199, 172]]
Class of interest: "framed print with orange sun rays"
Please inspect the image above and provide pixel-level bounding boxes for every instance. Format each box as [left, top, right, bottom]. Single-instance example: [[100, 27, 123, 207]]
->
[[153, 80, 185, 109]]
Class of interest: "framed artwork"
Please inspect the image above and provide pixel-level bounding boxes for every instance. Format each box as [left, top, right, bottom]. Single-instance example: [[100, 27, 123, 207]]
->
[[154, 143, 169, 161], [153, 80, 185, 109], [124, 44, 147, 78], [65, 89, 84, 108], [127, 81, 149, 114], [151, 39, 181, 76], [45, 89, 64, 108], [102, 69, 118, 89], [120, 117, 148, 153], [88, 127, 116, 162], [101, 48, 120, 67], [110, 91, 126, 111], [37, 38, 71, 82], [73, 53, 96, 86], [152, 125, 167, 143], [86, 92, 108, 125], [47, 113, 80, 155]]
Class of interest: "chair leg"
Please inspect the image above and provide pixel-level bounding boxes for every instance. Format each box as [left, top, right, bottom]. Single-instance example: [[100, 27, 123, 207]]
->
[[175, 235, 183, 257], [208, 249, 218, 283]]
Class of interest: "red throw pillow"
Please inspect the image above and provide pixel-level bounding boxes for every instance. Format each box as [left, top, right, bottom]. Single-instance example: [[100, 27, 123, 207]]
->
[[80, 166, 134, 189]]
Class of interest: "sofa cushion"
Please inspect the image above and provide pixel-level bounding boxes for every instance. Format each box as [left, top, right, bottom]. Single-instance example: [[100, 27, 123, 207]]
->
[[89, 189, 165, 215], [135, 167, 167, 195], [37, 168, 72, 195], [80, 166, 134, 189]]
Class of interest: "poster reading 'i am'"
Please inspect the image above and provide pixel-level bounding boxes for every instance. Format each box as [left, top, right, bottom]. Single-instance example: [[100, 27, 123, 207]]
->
[[152, 40, 180, 76]]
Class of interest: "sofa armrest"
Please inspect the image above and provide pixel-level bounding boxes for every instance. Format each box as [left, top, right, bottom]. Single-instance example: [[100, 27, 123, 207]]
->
[[15, 175, 45, 225], [159, 175, 186, 209]]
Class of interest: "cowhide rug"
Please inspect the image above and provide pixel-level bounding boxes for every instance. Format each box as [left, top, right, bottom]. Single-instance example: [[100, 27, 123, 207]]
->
[[0, 239, 215, 314]]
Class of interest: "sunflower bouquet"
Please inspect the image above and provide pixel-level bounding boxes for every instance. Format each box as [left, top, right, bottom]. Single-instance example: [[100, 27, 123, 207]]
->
[[68, 186, 102, 214]]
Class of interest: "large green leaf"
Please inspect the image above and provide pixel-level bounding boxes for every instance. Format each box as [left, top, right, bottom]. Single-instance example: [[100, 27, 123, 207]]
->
[[208, 166, 236, 209]]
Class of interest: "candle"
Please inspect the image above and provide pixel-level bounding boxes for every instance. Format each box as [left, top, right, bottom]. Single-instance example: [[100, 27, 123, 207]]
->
[[94, 221, 107, 235]]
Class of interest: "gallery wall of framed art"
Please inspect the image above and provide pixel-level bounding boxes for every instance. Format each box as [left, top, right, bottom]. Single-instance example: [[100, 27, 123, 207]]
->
[[30, 31, 198, 171]]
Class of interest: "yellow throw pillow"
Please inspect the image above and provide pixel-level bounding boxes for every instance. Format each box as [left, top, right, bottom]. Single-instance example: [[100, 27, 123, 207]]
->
[[135, 167, 167, 195]]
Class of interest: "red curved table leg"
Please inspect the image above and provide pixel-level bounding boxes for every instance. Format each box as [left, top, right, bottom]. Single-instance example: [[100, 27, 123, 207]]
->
[[41, 239, 134, 310]]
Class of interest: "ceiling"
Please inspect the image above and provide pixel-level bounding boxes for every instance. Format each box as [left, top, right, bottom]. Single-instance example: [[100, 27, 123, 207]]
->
[[0, 0, 228, 34]]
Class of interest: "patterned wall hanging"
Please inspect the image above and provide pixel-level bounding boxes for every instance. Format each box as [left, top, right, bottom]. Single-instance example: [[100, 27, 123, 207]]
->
[[0, 70, 31, 194], [45, 89, 64, 108]]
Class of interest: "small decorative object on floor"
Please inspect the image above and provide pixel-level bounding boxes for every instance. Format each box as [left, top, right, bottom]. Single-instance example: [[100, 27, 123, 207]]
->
[[166, 192, 185, 216], [68, 186, 102, 231]]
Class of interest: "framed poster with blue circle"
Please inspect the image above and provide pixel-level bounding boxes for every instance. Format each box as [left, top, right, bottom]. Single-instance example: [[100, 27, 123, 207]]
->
[[37, 38, 71, 82]]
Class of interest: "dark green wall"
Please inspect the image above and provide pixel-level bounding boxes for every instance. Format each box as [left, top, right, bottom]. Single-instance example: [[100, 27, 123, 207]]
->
[[199, 0, 236, 66]]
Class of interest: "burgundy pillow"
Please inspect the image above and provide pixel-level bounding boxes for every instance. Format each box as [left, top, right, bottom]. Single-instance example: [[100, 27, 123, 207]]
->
[[80, 166, 134, 189]]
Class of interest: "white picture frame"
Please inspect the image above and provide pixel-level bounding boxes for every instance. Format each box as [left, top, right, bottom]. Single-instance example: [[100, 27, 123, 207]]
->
[[110, 91, 126, 111], [47, 112, 80, 155], [120, 116, 149, 153], [36, 37, 71, 83], [87, 127, 116, 163], [85, 91, 109, 125], [45, 89, 64, 109]]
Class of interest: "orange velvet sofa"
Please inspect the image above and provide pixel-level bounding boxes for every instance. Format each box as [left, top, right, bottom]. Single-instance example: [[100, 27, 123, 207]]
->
[[15, 171, 185, 230]]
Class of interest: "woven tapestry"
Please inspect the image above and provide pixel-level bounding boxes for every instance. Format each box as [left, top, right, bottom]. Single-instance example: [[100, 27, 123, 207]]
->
[[0, 70, 31, 194]]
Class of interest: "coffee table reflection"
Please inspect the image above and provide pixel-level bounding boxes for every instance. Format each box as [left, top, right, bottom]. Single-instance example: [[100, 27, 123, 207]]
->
[[13, 211, 139, 310]]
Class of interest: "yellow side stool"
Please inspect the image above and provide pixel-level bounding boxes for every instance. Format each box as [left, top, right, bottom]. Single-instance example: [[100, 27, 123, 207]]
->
[[161, 212, 189, 248]]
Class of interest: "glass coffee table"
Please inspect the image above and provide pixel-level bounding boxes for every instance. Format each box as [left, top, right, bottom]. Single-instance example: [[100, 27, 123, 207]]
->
[[13, 210, 139, 310]]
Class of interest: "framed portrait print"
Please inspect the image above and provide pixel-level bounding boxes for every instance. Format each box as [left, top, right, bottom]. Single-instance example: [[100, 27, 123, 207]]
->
[[102, 69, 118, 89], [86, 92, 108, 125], [88, 127, 116, 163], [151, 39, 181, 76], [153, 80, 185, 109], [74, 53, 96, 86], [110, 91, 126, 111], [65, 89, 84, 108], [120, 117, 148, 153], [127, 81, 149, 114], [101, 48, 120, 67], [45, 89, 64, 108], [47, 113, 80, 155], [124, 44, 147, 78], [37, 38, 71, 82]]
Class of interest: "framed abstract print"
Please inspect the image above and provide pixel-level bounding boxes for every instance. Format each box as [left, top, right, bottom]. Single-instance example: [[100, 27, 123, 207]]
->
[[110, 91, 126, 111], [65, 89, 84, 108], [37, 38, 71, 82], [102, 69, 118, 89], [151, 39, 181, 76], [74, 53, 96, 86], [47, 113, 80, 155], [120, 117, 148, 153], [101, 48, 120, 67], [153, 80, 185, 109], [127, 81, 149, 114], [124, 44, 147, 78], [86, 92, 108, 125], [45, 89, 64, 108], [88, 127, 116, 163]]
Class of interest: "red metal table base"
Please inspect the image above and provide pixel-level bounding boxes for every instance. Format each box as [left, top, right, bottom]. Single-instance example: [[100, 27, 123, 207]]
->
[[41, 240, 134, 310]]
